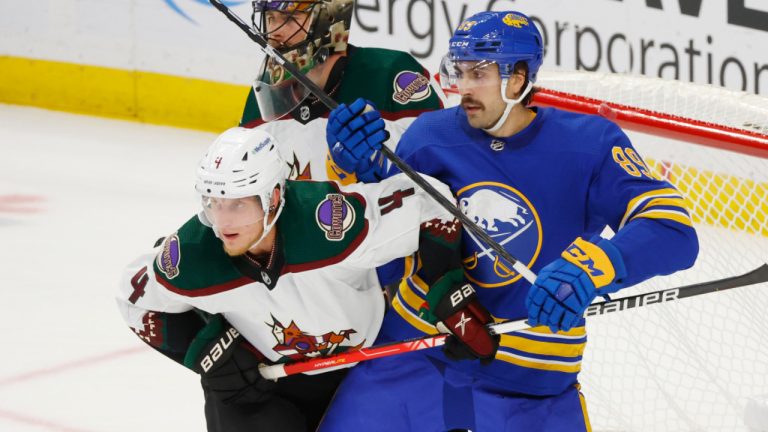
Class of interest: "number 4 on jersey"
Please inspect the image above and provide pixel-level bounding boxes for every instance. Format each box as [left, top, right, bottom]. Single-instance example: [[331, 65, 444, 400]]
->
[[378, 188, 415, 215], [129, 266, 149, 304]]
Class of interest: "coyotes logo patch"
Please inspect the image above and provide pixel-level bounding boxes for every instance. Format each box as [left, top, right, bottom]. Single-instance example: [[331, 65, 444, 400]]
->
[[392, 71, 431, 105], [156, 233, 181, 279], [268, 316, 363, 361]]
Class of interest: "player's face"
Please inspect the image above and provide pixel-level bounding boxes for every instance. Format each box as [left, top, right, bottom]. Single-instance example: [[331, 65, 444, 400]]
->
[[454, 62, 507, 129], [202, 196, 267, 256], [265, 10, 311, 49]]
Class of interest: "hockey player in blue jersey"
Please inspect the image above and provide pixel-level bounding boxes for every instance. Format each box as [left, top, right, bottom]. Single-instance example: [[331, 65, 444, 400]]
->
[[319, 10, 699, 432]]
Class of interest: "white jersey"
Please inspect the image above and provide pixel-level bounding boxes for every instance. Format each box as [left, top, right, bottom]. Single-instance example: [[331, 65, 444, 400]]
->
[[116, 174, 457, 372]]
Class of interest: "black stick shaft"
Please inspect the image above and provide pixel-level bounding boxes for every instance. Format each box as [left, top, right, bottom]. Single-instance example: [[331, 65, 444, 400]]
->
[[583, 263, 768, 317]]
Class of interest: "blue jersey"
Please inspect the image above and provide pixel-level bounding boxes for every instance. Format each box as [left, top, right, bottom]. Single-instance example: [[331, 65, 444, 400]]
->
[[381, 106, 698, 396]]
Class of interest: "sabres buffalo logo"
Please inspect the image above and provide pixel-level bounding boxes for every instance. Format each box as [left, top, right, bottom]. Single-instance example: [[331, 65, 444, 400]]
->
[[502, 13, 529, 28], [457, 182, 542, 287]]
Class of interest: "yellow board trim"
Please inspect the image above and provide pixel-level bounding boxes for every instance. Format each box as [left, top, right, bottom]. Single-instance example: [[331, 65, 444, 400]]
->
[[646, 157, 768, 237], [0, 56, 248, 132]]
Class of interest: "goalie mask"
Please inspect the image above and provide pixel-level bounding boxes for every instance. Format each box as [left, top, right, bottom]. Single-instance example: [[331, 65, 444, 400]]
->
[[440, 11, 543, 133], [251, 0, 353, 120], [196, 127, 289, 252]]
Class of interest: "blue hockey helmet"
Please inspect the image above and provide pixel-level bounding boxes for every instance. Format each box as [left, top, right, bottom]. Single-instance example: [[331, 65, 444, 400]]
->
[[448, 11, 543, 82]]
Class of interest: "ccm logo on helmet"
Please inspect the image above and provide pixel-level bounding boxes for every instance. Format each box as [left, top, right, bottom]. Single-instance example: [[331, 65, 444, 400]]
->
[[450, 41, 469, 47], [199, 327, 240, 373]]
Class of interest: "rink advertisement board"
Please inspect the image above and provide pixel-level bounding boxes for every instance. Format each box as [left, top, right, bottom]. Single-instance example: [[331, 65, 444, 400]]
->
[[0, 0, 766, 130]]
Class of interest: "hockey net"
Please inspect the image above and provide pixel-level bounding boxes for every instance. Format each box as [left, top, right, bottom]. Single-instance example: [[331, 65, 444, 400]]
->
[[530, 71, 768, 432]]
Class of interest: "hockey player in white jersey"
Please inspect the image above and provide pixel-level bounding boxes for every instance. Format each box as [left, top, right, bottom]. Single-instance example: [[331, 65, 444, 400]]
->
[[116, 127, 470, 431]]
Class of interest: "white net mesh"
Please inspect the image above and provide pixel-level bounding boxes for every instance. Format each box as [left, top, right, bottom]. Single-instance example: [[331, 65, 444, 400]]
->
[[537, 70, 768, 135], [535, 71, 768, 432]]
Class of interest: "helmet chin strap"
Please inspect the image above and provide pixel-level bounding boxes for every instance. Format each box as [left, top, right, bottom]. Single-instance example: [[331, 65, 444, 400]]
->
[[483, 80, 533, 134], [245, 194, 285, 253]]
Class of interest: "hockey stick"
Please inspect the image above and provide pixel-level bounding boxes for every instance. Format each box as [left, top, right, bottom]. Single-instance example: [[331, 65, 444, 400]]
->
[[208, 0, 536, 283], [259, 264, 768, 379]]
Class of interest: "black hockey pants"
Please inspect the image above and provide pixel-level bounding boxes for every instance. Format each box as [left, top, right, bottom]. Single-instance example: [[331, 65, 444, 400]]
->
[[203, 368, 347, 432]]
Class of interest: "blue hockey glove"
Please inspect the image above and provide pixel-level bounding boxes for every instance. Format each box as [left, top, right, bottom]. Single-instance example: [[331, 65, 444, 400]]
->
[[184, 314, 274, 405], [526, 237, 627, 332], [327, 98, 389, 182]]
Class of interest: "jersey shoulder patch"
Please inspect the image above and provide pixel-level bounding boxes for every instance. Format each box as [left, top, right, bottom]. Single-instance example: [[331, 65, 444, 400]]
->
[[340, 47, 441, 115], [280, 180, 369, 272], [153, 216, 249, 295]]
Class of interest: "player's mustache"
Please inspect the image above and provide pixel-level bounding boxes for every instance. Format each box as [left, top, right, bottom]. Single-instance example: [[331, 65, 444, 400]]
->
[[461, 97, 484, 109]]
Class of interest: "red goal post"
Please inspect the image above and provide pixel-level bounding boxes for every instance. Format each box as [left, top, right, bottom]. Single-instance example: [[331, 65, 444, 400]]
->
[[533, 71, 768, 158]]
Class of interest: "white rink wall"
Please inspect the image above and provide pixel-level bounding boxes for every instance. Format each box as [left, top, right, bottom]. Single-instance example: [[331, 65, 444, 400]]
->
[[1, 0, 766, 90], [0, 1, 766, 132]]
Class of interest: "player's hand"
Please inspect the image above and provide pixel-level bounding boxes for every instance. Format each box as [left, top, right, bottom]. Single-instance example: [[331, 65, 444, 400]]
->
[[327, 98, 389, 182], [433, 282, 499, 364], [184, 314, 274, 405], [526, 237, 627, 332]]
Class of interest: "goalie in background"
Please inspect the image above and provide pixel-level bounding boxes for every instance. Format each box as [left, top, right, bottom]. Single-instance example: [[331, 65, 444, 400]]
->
[[116, 127, 467, 431], [240, 0, 443, 186], [322, 10, 699, 432]]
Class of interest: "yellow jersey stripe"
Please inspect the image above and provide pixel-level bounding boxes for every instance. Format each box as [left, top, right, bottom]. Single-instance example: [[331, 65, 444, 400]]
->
[[632, 209, 694, 227], [410, 274, 429, 294], [396, 254, 417, 280], [620, 188, 682, 228], [515, 327, 587, 340], [391, 296, 437, 335], [396, 279, 428, 311], [640, 197, 689, 213], [578, 386, 593, 432], [495, 351, 582, 373], [500, 334, 586, 358]]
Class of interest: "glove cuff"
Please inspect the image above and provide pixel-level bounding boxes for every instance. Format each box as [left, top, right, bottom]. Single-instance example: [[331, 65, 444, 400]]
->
[[593, 237, 627, 283], [561, 237, 627, 290], [419, 268, 465, 324]]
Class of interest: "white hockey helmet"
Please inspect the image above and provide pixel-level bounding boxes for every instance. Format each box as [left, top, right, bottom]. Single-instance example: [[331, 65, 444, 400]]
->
[[196, 127, 289, 242]]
